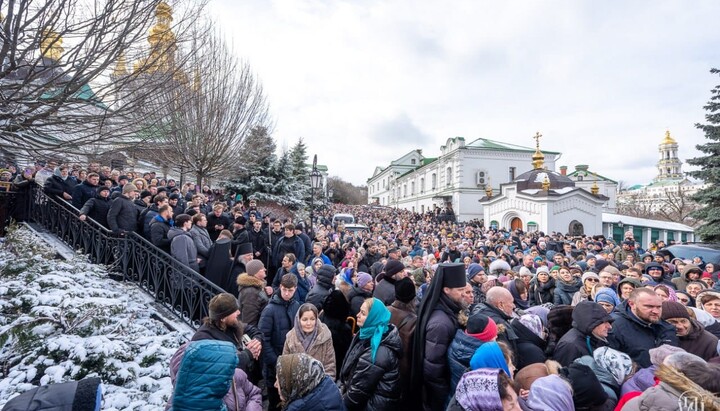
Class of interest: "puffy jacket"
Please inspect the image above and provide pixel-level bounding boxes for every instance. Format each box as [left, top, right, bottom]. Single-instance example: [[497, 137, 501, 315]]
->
[[188, 225, 213, 260], [283, 320, 337, 379], [1, 377, 102, 411], [258, 293, 300, 378], [511, 318, 547, 370], [621, 364, 720, 411], [168, 340, 238, 410], [286, 376, 346, 411], [107, 195, 139, 233], [373, 276, 398, 306], [574, 356, 620, 409], [423, 296, 463, 410], [552, 301, 609, 366], [387, 300, 417, 387], [167, 341, 262, 411], [169, 228, 199, 272], [447, 330, 484, 395], [190, 321, 263, 374], [79, 193, 111, 229], [529, 277, 555, 306], [306, 265, 336, 311], [273, 235, 306, 267], [150, 215, 173, 252], [554, 277, 582, 305], [607, 301, 678, 368], [43, 174, 76, 200], [72, 180, 99, 209], [237, 273, 270, 327], [339, 325, 402, 411]]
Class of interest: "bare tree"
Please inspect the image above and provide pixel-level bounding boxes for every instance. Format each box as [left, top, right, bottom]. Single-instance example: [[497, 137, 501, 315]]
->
[[657, 185, 700, 226], [0, 0, 206, 162], [137, 24, 270, 187]]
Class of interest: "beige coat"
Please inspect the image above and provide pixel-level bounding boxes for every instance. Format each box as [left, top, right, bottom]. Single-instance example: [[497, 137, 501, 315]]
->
[[282, 321, 336, 379]]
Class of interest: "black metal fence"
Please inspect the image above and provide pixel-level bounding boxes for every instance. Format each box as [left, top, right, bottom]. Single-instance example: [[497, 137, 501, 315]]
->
[[4, 187, 224, 329]]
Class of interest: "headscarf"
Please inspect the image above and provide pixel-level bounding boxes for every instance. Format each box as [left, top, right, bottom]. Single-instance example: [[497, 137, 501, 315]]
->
[[527, 374, 575, 411], [469, 342, 511, 377], [276, 353, 326, 406], [593, 346, 633, 385], [481, 278, 498, 295], [293, 303, 319, 352], [594, 288, 621, 307], [518, 314, 544, 339], [506, 279, 529, 310], [358, 298, 391, 363], [654, 284, 678, 302], [455, 368, 503, 411]]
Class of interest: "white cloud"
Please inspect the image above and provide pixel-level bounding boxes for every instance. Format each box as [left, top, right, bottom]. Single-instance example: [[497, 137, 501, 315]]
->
[[209, 0, 720, 185]]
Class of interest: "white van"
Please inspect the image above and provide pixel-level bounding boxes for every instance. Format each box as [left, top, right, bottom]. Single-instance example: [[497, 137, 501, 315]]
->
[[332, 213, 355, 227]]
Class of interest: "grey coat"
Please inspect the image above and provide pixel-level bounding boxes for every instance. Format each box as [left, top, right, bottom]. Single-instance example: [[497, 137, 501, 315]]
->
[[189, 225, 213, 259], [169, 228, 199, 272]]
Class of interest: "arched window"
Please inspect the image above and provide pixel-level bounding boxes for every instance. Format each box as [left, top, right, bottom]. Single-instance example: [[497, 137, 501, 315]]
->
[[411, 181, 415, 195], [431, 173, 437, 190], [420, 178, 425, 193], [446, 167, 452, 187]]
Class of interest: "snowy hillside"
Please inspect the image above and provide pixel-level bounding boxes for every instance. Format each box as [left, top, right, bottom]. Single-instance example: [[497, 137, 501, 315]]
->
[[0, 225, 193, 410]]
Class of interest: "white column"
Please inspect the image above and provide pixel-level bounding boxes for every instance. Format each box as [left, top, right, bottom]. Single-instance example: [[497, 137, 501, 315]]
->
[[642, 228, 651, 250], [675, 231, 682, 245], [661, 230, 668, 243], [606, 223, 613, 239], [688, 232, 695, 243]]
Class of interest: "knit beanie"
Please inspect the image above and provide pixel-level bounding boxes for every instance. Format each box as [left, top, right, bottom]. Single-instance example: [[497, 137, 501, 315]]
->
[[581, 272, 599, 283], [356, 272, 373, 289], [466, 263, 484, 281], [536, 266, 550, 275], [209, 293, 238, 321], [383, 259, 405, 277], [122, 184, 137, 194], [661, 301, 690, 321], [519, 266, 532, 278], [394, 277, 416, 303], [245, 259, 264, 277], [465, 313, 498, 342], [649, 344, 685, 366]]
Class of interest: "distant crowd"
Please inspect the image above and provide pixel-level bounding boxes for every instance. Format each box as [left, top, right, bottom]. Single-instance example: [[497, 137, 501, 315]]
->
[[3, 160, 720, 411]]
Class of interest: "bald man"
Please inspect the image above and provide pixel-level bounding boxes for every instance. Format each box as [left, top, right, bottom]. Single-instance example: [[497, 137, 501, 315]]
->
[[471, 286, 519, 356]]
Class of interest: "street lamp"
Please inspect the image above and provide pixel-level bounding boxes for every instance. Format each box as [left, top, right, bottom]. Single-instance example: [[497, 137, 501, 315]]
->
[[309, 154, 322, 238]]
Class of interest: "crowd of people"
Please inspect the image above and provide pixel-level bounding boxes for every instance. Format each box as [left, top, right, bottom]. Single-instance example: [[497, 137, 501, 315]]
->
[[4, 160, 720, 410]]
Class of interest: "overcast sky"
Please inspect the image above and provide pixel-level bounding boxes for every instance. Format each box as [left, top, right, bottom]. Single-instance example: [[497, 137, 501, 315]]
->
[[209, 0, 720, 186]]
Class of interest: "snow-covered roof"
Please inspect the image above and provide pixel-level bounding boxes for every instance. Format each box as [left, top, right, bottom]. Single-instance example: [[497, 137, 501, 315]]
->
[[602, 212, 694, 232], [465, 137, 560, 154]]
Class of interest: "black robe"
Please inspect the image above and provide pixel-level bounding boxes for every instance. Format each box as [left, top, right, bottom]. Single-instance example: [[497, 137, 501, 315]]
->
[[204, 238, 237, 296]]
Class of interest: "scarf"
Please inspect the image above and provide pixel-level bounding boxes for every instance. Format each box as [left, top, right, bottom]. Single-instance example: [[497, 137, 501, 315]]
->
[[276, 353, 326, 407], [455, 368, 503, 411], [469, 342, 511, 377], [593, 346, 633, 385], [507, 280, 529, 310], [527, 375, 575, 411], [358, 298, 390, 363], [293, 304, 319, 352]]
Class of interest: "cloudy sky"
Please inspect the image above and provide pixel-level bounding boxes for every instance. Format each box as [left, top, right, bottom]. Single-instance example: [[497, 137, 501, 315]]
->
[[208, 0, 720, 186]]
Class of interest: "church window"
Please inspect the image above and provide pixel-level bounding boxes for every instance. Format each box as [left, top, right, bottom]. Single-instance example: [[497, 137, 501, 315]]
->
[[411, 159, 416, 165], [446, 167, 453, 187], [411, 182, 415, 195], [527, 222, 539, 232], [431, 173, 437, 190], [509, 167, 516, 181], [420, 178, 425, 193]]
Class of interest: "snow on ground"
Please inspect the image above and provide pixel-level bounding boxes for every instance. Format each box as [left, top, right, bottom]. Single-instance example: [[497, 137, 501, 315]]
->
[[0, 225, 193, 410]]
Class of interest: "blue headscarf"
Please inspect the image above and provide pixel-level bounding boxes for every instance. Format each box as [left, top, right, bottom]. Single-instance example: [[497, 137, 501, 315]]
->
[[358, 298, 391, 363], [470, 342, 511, 377]]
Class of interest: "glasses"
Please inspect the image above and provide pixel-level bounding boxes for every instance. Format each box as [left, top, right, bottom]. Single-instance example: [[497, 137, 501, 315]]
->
[[678, 298, 690, 303], [586, 278, 599, 282]]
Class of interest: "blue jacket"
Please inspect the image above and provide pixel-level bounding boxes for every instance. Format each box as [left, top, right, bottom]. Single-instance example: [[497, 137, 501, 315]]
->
[[170, 340, 238, 411], [273, 264, 310, 303], [259, 293, 300, 378], [306, 252, 332, 266], [286, 376, 346, 411], [447, 330, 484, 395]]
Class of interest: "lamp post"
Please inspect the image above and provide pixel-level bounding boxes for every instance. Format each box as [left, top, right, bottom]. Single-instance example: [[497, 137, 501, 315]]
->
[[309, 154, 322, 239]]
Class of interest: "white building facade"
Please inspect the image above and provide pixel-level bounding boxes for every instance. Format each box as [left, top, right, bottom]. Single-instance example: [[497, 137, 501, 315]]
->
[[367, 136, 560, 221]]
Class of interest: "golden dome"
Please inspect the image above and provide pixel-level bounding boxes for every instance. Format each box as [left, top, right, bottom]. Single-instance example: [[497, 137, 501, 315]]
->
[[532, 131, 545, 170], [662, 130, 677, 145], [40, 29, 63, 61]]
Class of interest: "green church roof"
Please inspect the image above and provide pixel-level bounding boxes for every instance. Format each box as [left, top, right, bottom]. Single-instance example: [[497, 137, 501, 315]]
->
[[465, 137, 561, 154], [40, 83, 108, 109]]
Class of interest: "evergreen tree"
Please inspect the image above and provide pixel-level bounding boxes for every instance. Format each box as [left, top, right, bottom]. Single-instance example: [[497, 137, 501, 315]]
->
[[289, 137, 309, 180], [688, 68, 720, 241], [224, 126, 278, 202]]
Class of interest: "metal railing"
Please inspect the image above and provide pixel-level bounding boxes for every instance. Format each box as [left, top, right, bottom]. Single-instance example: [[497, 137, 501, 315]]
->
[[22, 187, 225, 329]]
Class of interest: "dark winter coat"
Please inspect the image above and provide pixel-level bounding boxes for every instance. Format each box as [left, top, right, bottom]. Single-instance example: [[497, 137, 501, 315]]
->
[[678, 319, 719, 360], [529, 277, 556, 306], [107, 195, 139, 233], [206, 212, 233, 242], [231, 227, 250, 256], [511, 318, 547, 370], [258, 293, 300, 379], [297, 231, 313, 262], [140, 204, 160, 238], [552, 301, 610, 366], [169, 228, 199, 272], [339, 325, 402, 411], [422, 295, 462, 410], [447, 330, 484, 396], [285, 376, 346, 411], [471, 302, 518, 356], [607, 300, 679, 368], [237, 273, 270, 327], [348, 285, 373, 317], [306, 265, 336, 311], [272, 265, 310, 303], [387, 299, 417, 405], [79, 194, 111, 229], [150, 215, 173, 252], [273, 235, 306, 267], [321, 314, 353, 374], [373, 275, 398, 306], [554, 277, 582, 305], [1, 377, 102, 411], [248, 228, 269, 263], [43, 174, 76, 201], [72, 180, 99, 209]]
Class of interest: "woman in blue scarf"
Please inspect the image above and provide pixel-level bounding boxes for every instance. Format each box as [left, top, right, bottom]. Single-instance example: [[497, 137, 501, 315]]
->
[[338, 298, 402, 410]]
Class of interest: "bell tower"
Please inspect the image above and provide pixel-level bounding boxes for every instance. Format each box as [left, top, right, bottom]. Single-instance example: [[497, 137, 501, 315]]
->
[[654, 130, 683, 182]]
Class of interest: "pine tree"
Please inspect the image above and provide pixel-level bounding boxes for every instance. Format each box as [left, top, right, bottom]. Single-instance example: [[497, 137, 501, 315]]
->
[[224, 126, 278, 202], [289, 137, 309, 180], [687, 68, 720, 241]]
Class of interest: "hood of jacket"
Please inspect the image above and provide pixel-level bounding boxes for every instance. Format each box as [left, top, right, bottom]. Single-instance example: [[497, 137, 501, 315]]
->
[[236, 273, 265, 289], [573, 301, 613, 335], [167, 227, 188, 240], [681, 264, 702, 281]]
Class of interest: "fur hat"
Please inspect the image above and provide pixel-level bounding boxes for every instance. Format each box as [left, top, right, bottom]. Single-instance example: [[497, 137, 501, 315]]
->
[[245, 259, 265, 277], [394, 277, 416, 303], [209, 293, 238, 321]]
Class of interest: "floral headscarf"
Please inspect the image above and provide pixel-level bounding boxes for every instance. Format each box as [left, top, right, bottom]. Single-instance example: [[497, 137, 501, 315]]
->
[[276, 353, 326, 407], [455, 368, 503, 411]]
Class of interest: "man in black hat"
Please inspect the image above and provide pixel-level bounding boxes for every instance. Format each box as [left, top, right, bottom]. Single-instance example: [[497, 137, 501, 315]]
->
[[374, 259, 406, 306], [411, 263, 467, 411]]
